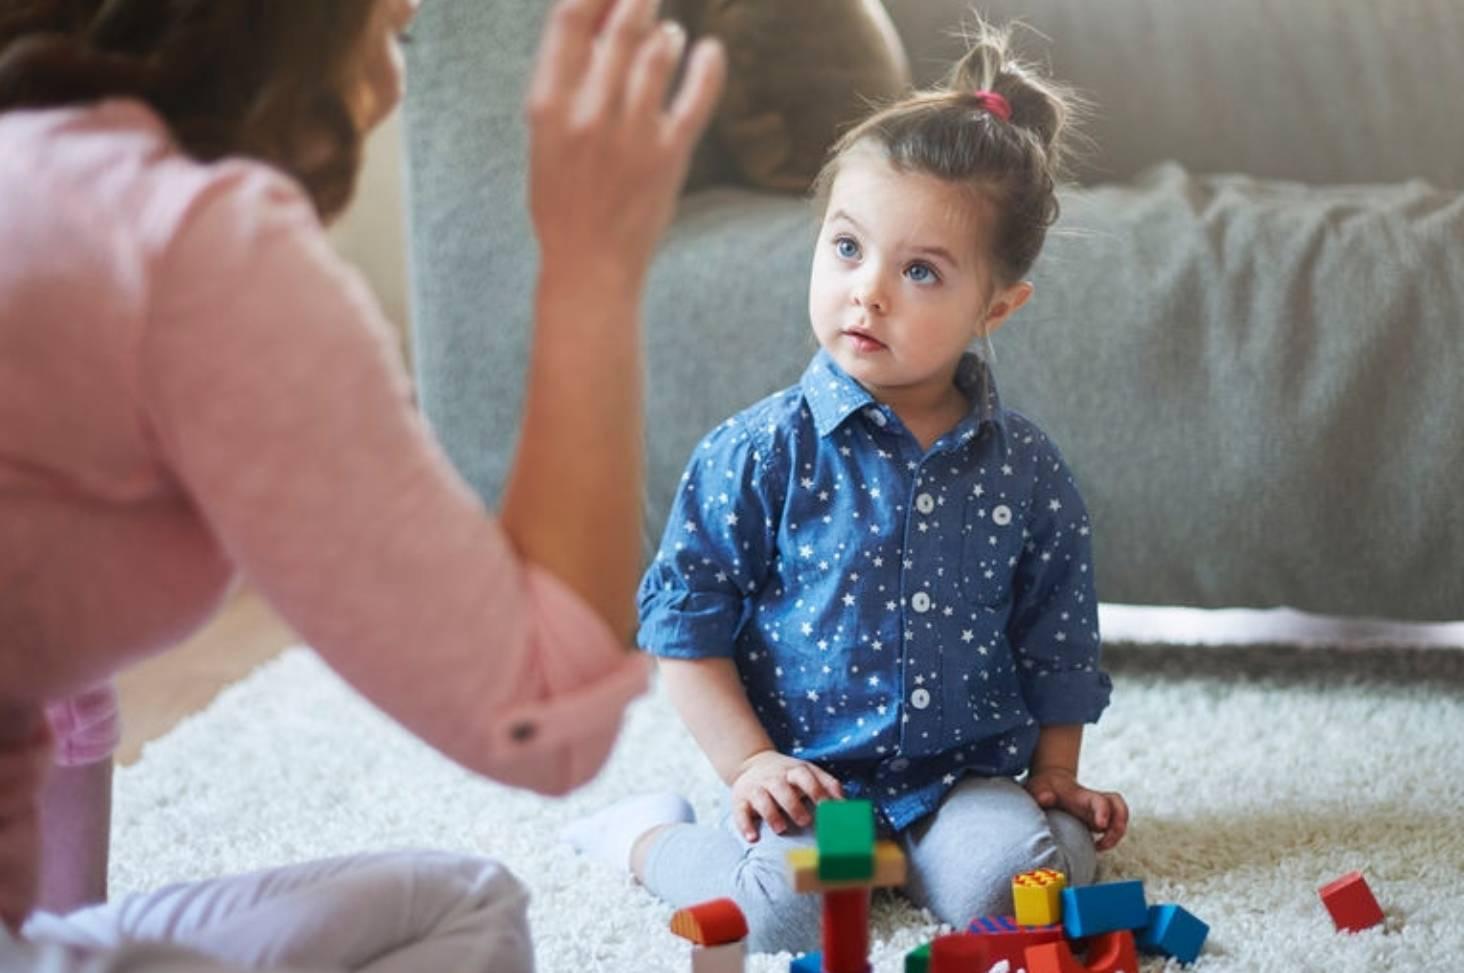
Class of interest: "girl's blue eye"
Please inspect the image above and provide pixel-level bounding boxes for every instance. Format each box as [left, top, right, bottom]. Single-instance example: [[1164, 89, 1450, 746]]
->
[[835, 237, 860, 259], [906, 262, 939, 284]]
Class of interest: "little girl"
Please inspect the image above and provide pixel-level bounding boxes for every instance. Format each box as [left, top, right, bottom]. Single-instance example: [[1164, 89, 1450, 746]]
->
[[566, 22, 1128, 952]]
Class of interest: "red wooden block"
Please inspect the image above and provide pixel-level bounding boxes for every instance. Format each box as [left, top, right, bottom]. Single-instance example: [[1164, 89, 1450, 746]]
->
[[1084, 930, 1139, 973], [823, 887, 871, 973], [1025, 932, 1138, 973], [966, 915, 1063, 969], [1319, 871, 1385, 932], [930, 932, 989, 973], [669, 897, 749, 945]]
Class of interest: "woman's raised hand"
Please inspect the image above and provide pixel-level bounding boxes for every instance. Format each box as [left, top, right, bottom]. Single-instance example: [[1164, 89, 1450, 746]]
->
[[525, 0, 725, 296]]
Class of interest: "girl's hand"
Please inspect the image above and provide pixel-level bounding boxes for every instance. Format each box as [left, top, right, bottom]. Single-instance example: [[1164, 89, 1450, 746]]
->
[[0, 713, 51, 932], [525, 0, 725, 295], [1025, 767, 1130, 851], [730, 750, 844, 842]]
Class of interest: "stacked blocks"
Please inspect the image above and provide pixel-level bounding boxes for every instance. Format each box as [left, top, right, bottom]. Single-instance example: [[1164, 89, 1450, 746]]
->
[[966, 914, 1062, 969], [1136, 904, 1209, 964], [929, 932, 990, 972], [669, 897, 750, 973], [1060, 880, 1148, 938], [816, 799, 876, 881], [785, 799, 908, 973], [1318, 870, 1385, 933], [1013, 867, 1068, 926]]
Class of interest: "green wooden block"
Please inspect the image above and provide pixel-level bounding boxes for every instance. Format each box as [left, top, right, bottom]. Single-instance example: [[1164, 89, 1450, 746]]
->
[[815, 799, 875, 881], [904, 943, 931, 973]]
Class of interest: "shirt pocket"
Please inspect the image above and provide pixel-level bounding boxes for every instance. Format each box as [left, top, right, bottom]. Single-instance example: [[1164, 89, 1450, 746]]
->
[[959, 494, 1027, 610]]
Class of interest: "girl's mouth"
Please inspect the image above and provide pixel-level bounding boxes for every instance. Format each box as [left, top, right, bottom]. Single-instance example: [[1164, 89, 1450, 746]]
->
[[843, 329, 886, 352]]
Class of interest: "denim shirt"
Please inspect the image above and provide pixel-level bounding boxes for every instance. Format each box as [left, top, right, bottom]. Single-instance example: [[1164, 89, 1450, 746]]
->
[[638, 350, 1111, 830]]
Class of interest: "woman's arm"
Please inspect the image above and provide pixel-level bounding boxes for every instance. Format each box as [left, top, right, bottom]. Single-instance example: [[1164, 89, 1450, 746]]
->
[[501, 0, 725, 639]]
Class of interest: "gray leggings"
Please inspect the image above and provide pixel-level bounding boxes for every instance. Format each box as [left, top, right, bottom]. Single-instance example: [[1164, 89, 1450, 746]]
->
[[643, 776, 1097, 954]]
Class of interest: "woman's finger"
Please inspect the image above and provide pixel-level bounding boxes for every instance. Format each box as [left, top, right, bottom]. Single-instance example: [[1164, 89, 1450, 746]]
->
[[584, 0, 659, 118], [526, 0, 616, 114], [664, 37, 726, 150], [624, 21, 685, 126]]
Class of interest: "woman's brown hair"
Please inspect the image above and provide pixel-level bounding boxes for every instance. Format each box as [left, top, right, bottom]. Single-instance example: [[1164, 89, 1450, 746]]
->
[[813, 18, 1086, 286], [0, 0, 379, 221]]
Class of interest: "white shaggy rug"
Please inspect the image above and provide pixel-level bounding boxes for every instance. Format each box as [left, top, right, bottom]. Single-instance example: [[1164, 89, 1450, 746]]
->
[[111, 628, 1464, 972]]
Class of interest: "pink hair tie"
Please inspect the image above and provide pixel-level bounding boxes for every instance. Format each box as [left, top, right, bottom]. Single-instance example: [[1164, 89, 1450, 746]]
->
[[971, 90, 1012, 123]]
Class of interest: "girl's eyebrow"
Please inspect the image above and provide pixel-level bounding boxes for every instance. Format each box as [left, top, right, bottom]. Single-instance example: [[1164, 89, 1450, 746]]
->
[[829, 209, 962, 268]]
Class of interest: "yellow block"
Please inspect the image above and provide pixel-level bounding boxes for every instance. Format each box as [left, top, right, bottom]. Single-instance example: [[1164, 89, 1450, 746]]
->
[[1012, 867, 1067, 926], [786, 840, 907, 893]]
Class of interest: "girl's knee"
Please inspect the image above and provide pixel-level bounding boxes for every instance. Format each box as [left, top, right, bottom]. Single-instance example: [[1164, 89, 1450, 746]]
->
[[730, 861, 822, 954], [1044, 810, 1098, 886]]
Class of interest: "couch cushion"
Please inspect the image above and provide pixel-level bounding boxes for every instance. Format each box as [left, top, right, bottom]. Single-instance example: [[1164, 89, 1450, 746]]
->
[[880, 0, 1464, 190], [1000, 163, 1464, 618]]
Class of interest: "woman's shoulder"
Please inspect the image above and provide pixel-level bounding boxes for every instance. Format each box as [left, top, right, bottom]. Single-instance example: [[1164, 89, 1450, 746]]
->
[[0, 98, 314, 257]]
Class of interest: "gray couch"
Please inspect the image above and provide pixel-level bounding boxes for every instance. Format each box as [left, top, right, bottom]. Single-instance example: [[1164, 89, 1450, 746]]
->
[[402, 0, 1464, 622]]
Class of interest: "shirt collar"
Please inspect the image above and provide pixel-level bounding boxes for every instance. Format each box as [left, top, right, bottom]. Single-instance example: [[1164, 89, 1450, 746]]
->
[[799, 349, 1008, 442]]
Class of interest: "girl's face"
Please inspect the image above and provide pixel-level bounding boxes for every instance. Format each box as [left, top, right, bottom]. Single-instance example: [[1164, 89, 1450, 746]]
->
[[808, 148, 1031, 410], [351, 0, 421, 132]]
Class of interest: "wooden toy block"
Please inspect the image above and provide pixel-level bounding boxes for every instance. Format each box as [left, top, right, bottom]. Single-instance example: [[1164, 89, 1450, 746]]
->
[[1319, 870, 1385, 932], [1012, 867, 1067, 926], [691, 940, 745, 973], [786, 841, 907, 893], [1024, 939, 1086, 973], [1082, 930, 1139, 973], [1060, 880, 1148, 939], [966, 914, 1063, 969], [816, 799, 876, 881], [822, 888, 870, 973], [1026, 936, 1137, 973], [790, 951, 869, 973], [929, 932, 989, 973], [789, 951, 823, 973], [903, 943, 931, 973], [671, 897, 749, 946], [1136, 903, 1209, 964]]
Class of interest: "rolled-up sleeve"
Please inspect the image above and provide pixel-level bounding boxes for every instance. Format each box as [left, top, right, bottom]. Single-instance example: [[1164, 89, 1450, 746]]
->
[[1008, 433, 1111, 725], [637, 417, 781, 659], [43, 682, 120, 766], [139, 165, 646, 798]]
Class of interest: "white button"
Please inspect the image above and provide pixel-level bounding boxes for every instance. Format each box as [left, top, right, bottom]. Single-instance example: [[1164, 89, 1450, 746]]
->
[[910, 591, 932, 613], [910, 688, 931, 709], [915, 493, 935, 514], [864, 407, 888, 427], [992, 504, 1013, 526], [889, 757, 910, 772]]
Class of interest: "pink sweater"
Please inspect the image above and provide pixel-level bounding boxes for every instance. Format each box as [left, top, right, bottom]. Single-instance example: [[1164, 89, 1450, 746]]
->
[[0, 100, 647, 792]]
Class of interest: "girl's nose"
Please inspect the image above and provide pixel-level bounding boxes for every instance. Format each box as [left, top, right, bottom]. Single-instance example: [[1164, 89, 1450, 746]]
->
[[852, 270, 888, 314]]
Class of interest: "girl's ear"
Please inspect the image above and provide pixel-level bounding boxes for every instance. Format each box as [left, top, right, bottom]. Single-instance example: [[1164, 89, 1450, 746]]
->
[[981, 280, 1034, 336]]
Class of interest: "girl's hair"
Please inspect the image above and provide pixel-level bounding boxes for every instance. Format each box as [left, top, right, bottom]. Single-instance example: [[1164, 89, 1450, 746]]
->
[[0, 0, 379, 221], [813, 19, 1084, 285]]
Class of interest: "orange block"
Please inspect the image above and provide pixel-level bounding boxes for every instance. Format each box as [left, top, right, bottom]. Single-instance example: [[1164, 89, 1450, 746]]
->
[[1024, 932, 1138, 973], [670, 897, 749, 945]]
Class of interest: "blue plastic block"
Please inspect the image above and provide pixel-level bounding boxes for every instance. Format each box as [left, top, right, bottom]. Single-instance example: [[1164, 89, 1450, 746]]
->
[[1137, 903, 1210, 965], [1060, 879, 1148, 938], [790, 950, 822, 973]]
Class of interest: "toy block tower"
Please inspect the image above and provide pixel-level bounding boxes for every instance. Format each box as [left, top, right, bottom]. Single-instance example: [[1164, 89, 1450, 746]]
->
[[670, 897, 749, 973], [784, 799, 907, 973]]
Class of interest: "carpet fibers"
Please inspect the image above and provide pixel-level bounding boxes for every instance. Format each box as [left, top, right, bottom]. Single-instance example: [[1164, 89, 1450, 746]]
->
[[112, 643, 1464, 972]]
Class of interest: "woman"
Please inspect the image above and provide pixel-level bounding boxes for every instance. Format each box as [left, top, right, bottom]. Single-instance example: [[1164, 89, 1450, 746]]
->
[[0, 0, 724, 968]]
